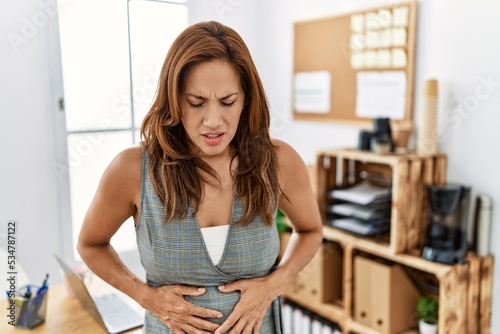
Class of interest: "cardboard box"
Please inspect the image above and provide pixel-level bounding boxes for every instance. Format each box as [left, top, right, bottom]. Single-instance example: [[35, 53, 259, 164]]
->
[[280, 232, 343, 304], [354, 256, 420, 334]]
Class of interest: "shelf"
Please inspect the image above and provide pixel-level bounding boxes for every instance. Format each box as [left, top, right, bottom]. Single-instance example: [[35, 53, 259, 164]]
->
[[322, 226, 453, 278], [284, 292, 344, 326], [346, 319, 419, 334], [281, 149, 493, 333], [346, 319, 411, 334], [318, 148, 412, 165]]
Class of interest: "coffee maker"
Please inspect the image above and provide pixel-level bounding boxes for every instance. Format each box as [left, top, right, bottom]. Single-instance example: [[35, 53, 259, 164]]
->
[[421, 184, 471, 264]]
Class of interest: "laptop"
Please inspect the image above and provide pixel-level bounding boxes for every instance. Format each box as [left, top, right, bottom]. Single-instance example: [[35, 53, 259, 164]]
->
[[55, 254, 144, 334]]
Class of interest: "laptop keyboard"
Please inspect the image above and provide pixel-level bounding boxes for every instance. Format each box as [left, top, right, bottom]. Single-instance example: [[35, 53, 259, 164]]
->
[[94, 293, 144, 329]]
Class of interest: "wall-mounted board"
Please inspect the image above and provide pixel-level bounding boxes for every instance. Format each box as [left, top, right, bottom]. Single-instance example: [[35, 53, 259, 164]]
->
[[293, 1, 417, 129]]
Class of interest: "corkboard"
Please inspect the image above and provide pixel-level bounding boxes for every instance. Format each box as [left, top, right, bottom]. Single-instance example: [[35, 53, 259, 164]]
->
[[292, 1, 417, 129]]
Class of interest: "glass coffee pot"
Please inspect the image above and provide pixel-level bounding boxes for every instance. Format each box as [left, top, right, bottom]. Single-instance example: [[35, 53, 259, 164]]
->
[[421, 184, 471, 264]]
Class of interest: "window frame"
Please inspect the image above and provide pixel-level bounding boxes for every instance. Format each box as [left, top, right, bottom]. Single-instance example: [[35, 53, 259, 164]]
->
[[51, 0, 188, 270]]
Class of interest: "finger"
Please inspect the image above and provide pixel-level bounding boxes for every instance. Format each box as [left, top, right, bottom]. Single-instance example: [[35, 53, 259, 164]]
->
[[225, 319, 247, 334], [167, 301, 223, 320], [188, 304, 224, 319], [181, 322, 217, 334], [168, 325, 184, 334], [218, 282, 241, 293], [237, 322, 253, 334], [184, 315, 222, 332], [253, 322, 262, 334], [163, 314, 219, 333], [242, 320, 258, 334], [173, 287, 224, 317], [164, 286, 223, 319], [174, 285, 207, 296], [242, 324, 254, 334], [215, 314, 239, 334]]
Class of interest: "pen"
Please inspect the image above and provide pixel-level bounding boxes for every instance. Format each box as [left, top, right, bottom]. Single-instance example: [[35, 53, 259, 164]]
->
[[24, 286, 32, 299], [19, 285, 32, 326], [36, 273, 49, 296]]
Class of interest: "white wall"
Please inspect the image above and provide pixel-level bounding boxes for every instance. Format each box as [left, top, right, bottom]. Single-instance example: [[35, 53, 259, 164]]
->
[[187, 0, 258, 58], [0, 0, 63, 290], [1, 0, 497, 331]]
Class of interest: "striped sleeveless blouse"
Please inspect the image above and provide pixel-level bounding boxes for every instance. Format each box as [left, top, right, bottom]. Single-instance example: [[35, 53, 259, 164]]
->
[[136, 149, 283, 333]]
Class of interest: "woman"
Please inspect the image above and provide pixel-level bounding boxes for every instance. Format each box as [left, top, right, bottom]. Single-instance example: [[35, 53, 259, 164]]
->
[[78, 21, 323, 334]]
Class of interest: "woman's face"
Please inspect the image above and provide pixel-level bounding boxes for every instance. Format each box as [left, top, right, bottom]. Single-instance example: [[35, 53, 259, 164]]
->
[[181, 60, 244, 161]]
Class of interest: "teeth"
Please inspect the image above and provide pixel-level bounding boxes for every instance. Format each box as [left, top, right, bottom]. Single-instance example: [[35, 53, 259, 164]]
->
[[206, 134, 220, 139]]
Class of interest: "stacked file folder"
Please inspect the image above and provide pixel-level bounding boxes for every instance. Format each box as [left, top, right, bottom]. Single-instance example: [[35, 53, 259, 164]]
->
[[326, 181, 391, 236]]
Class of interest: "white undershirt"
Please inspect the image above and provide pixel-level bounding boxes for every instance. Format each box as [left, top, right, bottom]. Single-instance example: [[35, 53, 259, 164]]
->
[[200, 225, 230, 265]]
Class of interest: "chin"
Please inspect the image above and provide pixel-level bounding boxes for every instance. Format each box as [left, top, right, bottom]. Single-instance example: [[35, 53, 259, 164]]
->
[[202, 143, 233, 158], [201, 147, 227, 157]]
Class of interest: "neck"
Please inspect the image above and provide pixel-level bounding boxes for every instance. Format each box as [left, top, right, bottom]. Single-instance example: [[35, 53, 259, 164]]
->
[[199, 148, 238, 188], [200, 145, 236, 169]]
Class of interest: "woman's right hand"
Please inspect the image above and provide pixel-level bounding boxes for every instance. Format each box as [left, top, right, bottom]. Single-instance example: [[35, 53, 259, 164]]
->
[[142, 284, 223, 334]]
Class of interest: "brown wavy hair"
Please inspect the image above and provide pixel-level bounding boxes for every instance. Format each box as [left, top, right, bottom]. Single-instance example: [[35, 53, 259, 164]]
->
[[140, 21, 284, 226]]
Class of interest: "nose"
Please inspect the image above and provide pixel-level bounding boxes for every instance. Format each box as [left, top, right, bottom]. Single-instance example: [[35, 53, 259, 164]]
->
[[203, 103, 223, 128]]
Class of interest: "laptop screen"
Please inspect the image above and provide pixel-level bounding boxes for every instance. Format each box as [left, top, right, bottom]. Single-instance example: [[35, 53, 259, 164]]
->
[[54, 254, 110, 330]]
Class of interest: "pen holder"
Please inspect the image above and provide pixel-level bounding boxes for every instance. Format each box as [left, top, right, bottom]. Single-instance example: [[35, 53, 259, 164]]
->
[[9, 285, 48, 329]]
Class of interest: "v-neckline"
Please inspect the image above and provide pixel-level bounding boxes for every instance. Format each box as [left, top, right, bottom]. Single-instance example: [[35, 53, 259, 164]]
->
[[192, 195, 237, 269]]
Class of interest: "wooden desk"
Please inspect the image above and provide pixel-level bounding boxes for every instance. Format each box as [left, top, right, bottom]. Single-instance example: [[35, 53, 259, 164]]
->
[[0, 285, 142, 333]]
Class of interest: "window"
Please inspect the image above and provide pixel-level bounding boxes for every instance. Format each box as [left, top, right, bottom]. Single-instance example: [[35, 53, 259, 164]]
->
[[57, 0, 187, 260]]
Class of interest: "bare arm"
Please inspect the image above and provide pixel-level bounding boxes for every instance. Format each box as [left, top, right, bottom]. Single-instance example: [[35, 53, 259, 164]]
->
[[77, 147, 222, 334], [215, 140, 323, 334], [77, 147, 143, 301], [270, 140, 323, 287], [264, 142, 323, 293]]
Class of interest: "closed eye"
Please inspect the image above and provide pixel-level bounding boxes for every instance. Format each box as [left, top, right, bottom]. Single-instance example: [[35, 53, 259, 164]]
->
[[189, 102, 204, 108], [221, 101, 236, 107]]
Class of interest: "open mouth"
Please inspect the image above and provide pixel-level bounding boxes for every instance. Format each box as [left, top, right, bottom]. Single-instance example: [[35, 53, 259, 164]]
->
[[204, 134, 223, 139], [202, 133, 225, 145]]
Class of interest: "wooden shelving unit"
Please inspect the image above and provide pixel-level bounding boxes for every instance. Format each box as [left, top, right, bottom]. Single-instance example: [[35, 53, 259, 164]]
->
[[282, 149, 494, 334], [316, 148, 447, 254]]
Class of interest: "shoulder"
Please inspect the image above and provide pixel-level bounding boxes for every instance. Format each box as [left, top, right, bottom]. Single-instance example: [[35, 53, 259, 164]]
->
[[272, 138, 303, 168], [100, 146, 142, 190], [108, 146, 142, 174], [92, 146, 143, 206], [271, 139, 309, 189]]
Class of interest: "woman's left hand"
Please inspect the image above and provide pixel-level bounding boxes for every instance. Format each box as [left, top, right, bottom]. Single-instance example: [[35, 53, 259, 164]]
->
[[215, 276, 281, 334]]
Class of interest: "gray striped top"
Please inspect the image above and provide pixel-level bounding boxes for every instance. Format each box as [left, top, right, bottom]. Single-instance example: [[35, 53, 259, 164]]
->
[[136, 149, 283, 333]]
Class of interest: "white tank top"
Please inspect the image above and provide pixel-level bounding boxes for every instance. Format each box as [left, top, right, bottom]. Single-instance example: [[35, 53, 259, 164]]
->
[[200, 225, 230, 265]]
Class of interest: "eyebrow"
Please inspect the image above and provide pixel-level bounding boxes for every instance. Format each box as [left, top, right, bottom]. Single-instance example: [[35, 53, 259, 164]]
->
[[185, 93, 239, 100]]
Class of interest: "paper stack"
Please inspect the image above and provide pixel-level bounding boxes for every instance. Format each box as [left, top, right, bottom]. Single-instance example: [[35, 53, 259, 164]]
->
[[327, 181, 392, 236]]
